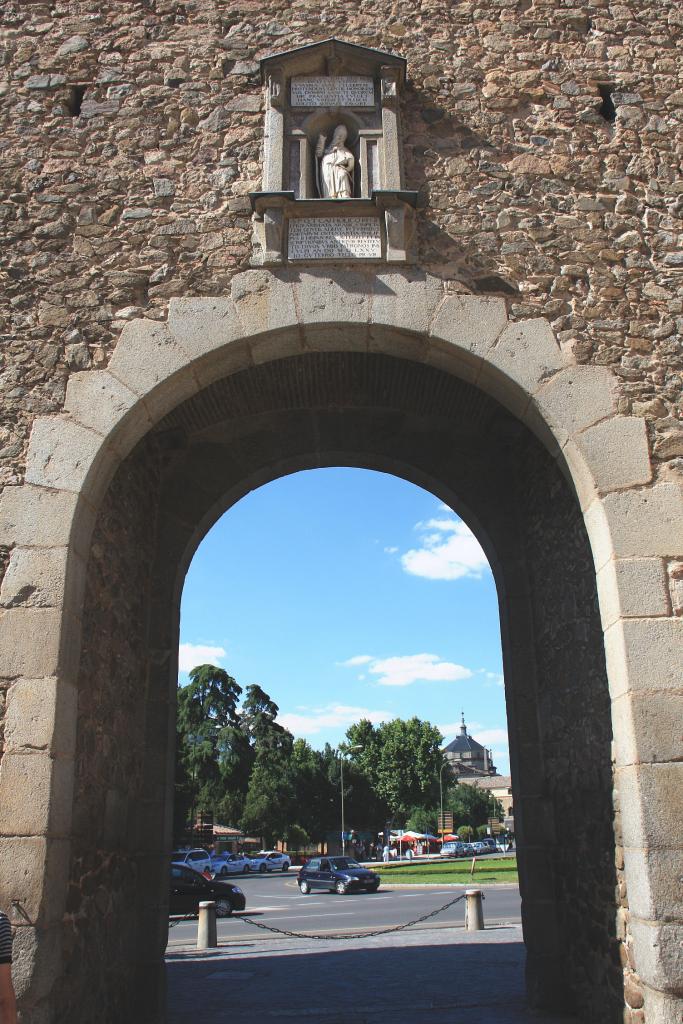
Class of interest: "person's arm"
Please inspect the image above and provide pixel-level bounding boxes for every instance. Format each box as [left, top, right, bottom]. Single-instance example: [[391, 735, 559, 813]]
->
[[0, 964, 17, 1024]]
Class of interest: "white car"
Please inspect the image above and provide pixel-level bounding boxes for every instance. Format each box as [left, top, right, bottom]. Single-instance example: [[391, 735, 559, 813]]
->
[[171, 848, 212, 875], [247, 851, 291, 873], [210, 852, 250, 876]]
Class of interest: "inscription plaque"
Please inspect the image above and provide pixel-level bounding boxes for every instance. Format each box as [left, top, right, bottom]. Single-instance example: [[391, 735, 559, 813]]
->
[[288, 216, 381, 260], [290, 76, 375, 108]]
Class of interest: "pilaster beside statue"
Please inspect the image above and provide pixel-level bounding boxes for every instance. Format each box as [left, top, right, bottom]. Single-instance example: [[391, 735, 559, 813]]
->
[[249, 38, 417, 266]]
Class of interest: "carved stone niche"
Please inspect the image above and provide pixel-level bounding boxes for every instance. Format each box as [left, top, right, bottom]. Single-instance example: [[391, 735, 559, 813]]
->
[[249, 38, 417, 266]]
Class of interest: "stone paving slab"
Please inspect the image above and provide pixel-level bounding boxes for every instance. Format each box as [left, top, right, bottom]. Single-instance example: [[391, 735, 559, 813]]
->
[[166, 925, 576, 1023]]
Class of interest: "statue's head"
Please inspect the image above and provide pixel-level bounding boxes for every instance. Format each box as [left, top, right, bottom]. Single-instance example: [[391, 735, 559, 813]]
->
[[332, 124, 348, 145]]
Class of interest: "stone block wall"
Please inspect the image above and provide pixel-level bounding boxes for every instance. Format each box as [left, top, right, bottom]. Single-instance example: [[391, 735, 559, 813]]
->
[[0, 0, 681, 504]]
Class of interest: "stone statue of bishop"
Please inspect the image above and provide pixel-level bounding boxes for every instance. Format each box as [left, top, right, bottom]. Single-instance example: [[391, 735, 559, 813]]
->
[[316, 124, 355, 199]]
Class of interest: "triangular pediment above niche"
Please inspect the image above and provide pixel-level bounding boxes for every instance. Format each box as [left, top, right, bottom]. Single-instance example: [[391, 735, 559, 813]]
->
[[258, 37, 406, 83], [249, 38, 416, 267]]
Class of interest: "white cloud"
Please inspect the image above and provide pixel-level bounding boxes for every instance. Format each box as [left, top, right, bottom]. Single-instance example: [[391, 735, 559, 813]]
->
[[399, 516, 490, 581], [340, 655, 374, 667], [384, 546, 398, 554], [437, 721, 507, 746], [354, 652, 473, 688], [437, 721, 466, 738], [484, 671, 505, 688], [277, 704, 395, 736], [178, 642, 226, 673], [420, 518, 461, 532], [475, 728, 509, 747]]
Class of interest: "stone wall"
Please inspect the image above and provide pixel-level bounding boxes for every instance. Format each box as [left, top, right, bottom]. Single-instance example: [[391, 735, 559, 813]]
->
[[53, 440, 163, 1023], [0, 2, 681, 1022], [1, 0, 681, 502], [514, 429, 622, 1020]]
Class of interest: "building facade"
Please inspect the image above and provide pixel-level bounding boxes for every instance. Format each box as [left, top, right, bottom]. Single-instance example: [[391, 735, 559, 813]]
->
[[443, 713, 498, 777]]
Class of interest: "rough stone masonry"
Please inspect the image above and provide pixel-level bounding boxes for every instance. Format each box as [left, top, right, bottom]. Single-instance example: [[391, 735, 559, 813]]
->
[[0, 3, 681, 1024]]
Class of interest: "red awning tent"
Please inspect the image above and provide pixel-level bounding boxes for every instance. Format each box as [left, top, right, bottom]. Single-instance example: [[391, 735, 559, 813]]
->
[[389, 831, 441, 847]]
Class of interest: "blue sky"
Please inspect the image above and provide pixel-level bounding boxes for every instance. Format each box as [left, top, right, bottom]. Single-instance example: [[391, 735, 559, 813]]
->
[[179, 468, 509, 773]]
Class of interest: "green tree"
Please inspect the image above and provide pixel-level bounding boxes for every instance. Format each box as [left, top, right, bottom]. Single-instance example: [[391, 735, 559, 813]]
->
[[285, 824, 310, 852], [458, 824, 474, 841], [346, 717, 444, 825], [447, 782, 503, 830], [175, 664, 243, 825], [406, 806, 438, 835], [241, 741, 296, 846], [239, 687, 298, 845], [241, 684, 289, 749], [288, 739, 336, 843], [212, 723, 254, 825]]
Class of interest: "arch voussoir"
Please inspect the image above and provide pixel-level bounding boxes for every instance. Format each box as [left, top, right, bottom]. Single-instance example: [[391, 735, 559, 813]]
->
[[106, 318, 201, 420], [563, 415, 653, 511], [370, 268, 444, 336], [479, 318, 566, 418], [427, 292, 508, 384]]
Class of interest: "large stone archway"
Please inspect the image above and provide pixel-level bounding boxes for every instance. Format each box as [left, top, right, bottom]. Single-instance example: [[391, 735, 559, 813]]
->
[[0, 270, 680, 1024]]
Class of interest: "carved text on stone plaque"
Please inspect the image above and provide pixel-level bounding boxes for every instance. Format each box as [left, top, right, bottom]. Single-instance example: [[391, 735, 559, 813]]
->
[[290, 76, 375, 108], [288, 217, 382, 260]]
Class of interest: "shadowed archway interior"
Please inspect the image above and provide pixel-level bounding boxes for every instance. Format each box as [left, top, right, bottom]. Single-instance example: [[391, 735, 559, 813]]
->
[[58, 351, 621, 1023]]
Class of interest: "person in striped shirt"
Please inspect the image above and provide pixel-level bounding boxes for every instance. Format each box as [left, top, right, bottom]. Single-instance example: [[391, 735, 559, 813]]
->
[[0, 912, 16, 1024]]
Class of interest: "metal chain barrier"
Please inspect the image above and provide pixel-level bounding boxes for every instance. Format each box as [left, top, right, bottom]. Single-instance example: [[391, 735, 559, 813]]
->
[[235, 890, 475, 941]]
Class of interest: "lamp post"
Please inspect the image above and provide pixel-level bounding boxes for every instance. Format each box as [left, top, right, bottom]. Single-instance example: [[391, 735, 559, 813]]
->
[[439, 758, 450, 852], [339, 744, 363, 856]]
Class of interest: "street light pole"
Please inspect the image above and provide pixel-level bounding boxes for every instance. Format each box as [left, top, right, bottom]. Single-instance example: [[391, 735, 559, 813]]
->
[[340, 756, 346, 856], [338, 744, 362, 856], [439, 759, 449, 850]]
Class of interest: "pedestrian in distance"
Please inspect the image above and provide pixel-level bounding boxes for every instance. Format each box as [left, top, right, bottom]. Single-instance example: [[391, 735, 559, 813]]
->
[[382, 844, 390, 863], [0, 910, 17, 1024]]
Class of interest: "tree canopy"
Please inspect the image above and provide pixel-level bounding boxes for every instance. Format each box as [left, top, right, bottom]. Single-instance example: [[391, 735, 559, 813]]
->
[[175, 665, 504, 847], [345, 717, 444, 822]]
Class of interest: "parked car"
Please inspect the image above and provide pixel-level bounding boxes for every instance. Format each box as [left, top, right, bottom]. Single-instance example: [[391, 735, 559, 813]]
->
[[440, 841, 465, 858], [471, 841, 489, 855], [462, 843, 476, 854], [247, 851, 292, 873], [480, 838, 497, 851], [169, 862, 245, 917], [298, 856, 380, 895], [171, 848, 212, 875], [210, 852, 250, 877]]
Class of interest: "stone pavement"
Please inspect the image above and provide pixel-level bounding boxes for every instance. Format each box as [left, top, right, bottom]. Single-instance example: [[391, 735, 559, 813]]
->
[[166, 924, 576, 1023]]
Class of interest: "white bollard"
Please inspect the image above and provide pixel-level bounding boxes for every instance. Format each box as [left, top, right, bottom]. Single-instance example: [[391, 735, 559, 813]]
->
[[197, 900, 217, 949], [465, 888, 484, 931]]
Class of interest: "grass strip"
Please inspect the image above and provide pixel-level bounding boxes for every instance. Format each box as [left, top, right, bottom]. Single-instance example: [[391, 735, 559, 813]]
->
[[374, 857, 518, 886]]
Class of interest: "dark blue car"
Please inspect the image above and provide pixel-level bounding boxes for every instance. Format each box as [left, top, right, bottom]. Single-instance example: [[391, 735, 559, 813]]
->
[[298, 856, 380, 895]]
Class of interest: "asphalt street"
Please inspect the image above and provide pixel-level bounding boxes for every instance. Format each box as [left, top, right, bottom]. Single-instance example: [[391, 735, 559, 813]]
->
[[166, 869, 522, 947], [165, 874, 576, 1023]]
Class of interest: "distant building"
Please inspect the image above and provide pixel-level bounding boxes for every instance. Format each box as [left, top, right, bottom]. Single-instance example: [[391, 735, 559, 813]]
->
[[442, 712, 497, 778], [458, 774, 514, 821]]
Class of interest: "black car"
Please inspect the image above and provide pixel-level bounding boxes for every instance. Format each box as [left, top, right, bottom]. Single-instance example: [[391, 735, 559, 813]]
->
[[170, 862, 246, 917], [298, 856, 380, 895]]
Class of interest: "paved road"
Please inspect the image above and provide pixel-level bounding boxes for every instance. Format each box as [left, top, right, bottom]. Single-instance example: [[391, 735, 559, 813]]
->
[[166, 870, 522, 947], [167, 924, 575, 1024], [165, 876, 575, 1023]]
